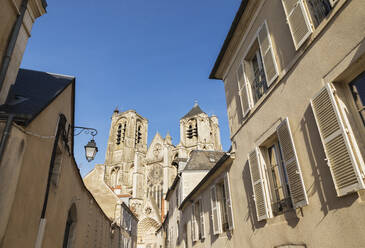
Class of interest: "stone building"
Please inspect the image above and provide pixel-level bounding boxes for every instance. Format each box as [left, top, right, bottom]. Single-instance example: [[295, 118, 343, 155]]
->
[[204, 0, 365, 247], [85, 103, 223, 248], [0, 1, 138, 247]]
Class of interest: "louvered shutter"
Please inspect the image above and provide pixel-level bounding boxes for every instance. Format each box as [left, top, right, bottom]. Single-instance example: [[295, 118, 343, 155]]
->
[[191, 204, 197, 242], [277, 118, 308, 208], [237, 62, 252, 117], [258, 22, 279, 87], [311, 84, 365, 196], [281, 0, 312, 50], [199, 200, 205, 239], [248, 149, 272, 221], [224, 173, 234, 230], [210, 185, 222, 234]]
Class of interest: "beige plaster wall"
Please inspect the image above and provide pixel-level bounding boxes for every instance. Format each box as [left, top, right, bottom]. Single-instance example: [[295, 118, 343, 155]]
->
[[0, 0, 46, 104], [221, 0, 365, 247], [0, 84, 122, 248]]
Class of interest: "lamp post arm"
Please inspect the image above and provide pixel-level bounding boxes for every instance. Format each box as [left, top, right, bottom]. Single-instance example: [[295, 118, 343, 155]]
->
[[73, 126, 98, 137]]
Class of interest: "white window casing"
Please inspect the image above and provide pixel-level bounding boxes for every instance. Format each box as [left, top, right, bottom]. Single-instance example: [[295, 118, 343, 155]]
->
[[277, 118, 309, 208], [199, 199, 205, 239], [281, 0, 313, 50], [311, 84, 365, 196], [329, 0, 339, 7], [237, 61, 252, 118], [248, 148, 273, 221], [223, 172, 234, 230], [191, 204, 198, 242], [210, 185, 222, 234], [258, 21, 279, 87]]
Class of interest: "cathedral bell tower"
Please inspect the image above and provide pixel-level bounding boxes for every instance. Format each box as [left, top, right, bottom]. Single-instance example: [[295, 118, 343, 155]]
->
[[179, 102, 222, 154], [104, 108, 148, 195]]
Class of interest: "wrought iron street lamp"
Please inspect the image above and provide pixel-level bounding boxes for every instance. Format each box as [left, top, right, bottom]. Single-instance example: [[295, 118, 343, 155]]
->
[[74, 126, 98, 162]]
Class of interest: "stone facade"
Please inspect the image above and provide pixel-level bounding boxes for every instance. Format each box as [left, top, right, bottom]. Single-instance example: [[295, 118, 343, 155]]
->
[[85, 103, 222, 248]]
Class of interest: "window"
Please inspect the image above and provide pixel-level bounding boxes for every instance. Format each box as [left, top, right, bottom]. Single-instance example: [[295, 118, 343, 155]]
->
[[135, 121, 142, 145], [116, 121, 126, 145], [262, 139, 292, 215], [305, 0, 333, 28], [282, 0, 338, 50], [186, 119, 198, 139], [210, 173, 234, 235], [237, 22, 278, 118], [248, 118, 308, 221], [349, 72, 365, 126], [62, 204, 77, 248], [311, 82, 365, 197], [191, 199, 205, 242]]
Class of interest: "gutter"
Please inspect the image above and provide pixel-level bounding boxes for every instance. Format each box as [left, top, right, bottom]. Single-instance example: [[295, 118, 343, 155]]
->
[[0, 0, 29, 97], [209, 0, 249, 80]]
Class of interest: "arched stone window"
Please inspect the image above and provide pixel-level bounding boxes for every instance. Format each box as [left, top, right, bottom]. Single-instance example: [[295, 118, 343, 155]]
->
[[116, 120, 127, 145], [186, 118, 198, 139], [62, 204, 77, 248], [135, 121, 143, 145], [111, 168, 119, 187]]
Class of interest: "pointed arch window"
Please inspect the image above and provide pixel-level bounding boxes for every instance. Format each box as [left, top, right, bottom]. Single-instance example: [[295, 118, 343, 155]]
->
[[116, 121, 127, 145], [186, 119, 198, 139], [135, 121, 142, 145], [63, 204, 77, 248]]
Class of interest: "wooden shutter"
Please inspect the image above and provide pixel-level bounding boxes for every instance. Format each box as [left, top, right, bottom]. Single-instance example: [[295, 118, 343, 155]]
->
[[248, 149, 272, 221], [281, 0, 312, 50], [224, 173, 234, 230], [237, 62, 252, 117], [311, 84, 365, 196], [191, 204, 198, 242], [210, 185, 222, 234], [277, 118, 309, 208], [199, 200, 205, 239], [258, 21, 279, 87]]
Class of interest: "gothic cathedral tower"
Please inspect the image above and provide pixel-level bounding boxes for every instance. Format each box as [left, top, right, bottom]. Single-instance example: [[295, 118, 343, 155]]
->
[[104, 108, 148, 196]]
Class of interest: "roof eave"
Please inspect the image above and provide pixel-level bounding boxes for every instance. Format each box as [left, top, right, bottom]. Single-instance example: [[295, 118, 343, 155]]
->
[[209, 0, 249, 80]]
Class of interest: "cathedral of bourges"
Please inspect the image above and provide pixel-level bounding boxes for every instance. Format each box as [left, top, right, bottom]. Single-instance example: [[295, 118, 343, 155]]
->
[[84, 103, 222, 247]]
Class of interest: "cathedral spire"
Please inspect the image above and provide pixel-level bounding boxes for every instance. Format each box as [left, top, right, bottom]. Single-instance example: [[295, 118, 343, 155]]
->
[[181, 101, 206, 119]]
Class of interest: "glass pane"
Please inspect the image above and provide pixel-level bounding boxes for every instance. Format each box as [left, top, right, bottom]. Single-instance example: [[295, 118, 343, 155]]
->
[[350, 71, 365, 125], [306, 0, 332, 27], [251, 50, 268, 103]]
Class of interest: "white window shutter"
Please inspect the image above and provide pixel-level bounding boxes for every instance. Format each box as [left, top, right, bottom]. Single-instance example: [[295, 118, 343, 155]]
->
[[248, 148, 272, 221], [199, 200, 205, 239], [276, 118, 308, 208], [223, 173, 234, 230], [258, 21, 279, 87], [311, 84, 365, 196], [191, 204, 198, 242], [281, 0, 312, 50], [210, 185, 222, 234], [237, 62, 252, 117]]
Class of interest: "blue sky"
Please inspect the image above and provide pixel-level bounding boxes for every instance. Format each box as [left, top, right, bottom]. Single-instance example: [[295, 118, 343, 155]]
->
[[21, 0, 240, 176]]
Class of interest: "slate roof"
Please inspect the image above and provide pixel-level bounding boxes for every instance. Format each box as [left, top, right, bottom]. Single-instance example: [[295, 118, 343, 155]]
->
[[0, 68, 74, 125], [181, 104, 206, 119], [184, 150, 225, 171]]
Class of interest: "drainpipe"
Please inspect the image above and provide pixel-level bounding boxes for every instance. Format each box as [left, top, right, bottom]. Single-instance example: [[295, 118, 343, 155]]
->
[[35, 114, 66, 248], [0, 0, 29, 99]]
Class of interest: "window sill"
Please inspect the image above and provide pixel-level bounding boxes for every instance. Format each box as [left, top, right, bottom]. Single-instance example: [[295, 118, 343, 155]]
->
[[230, 0, 349, 141]]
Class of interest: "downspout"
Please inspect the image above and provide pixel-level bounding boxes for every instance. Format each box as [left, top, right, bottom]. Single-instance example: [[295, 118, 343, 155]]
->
[[0, 0, 29, 97], [35, 114, 66, 248]]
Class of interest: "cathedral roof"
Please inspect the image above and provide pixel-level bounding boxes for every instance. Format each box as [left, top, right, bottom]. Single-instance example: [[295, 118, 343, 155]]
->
[[184, 150, 225, 171], [181, 103, 206, 119]]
